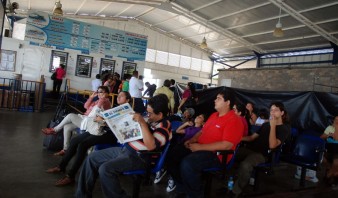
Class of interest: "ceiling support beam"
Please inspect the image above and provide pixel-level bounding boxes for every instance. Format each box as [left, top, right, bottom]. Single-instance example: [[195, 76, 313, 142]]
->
[[269, 0, 338, 45], [171, 2, 266, 53]]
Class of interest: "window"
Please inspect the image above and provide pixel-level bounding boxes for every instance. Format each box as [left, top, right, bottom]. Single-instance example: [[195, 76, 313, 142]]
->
[[146, 49, 156, 62], [191, 58, 202, 71], [49, 50, 68, 72], [180, 55, 191, 69], [156, 51, 168, 65], [168, 53, 180, 67]]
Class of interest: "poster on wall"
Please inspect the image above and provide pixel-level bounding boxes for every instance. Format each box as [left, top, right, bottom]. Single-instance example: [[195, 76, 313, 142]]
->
[[75, 55, 93, 78], [100, 58, 115, 74], [24, 11, 147, 61], [121, 61, 137, 78], [0, 50, 16, 71]]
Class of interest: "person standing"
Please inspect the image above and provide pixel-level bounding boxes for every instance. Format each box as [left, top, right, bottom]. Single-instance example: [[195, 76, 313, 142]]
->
[[154, 79, 174, 115], [143, 82, 157, 98], [52, 64, 66, 98], [129, 70, 145, 113], [91, 74, 102, 92]]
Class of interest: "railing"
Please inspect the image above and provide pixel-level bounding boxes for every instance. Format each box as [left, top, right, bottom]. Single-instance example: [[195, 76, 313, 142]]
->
[[0, 77, 45, 112]]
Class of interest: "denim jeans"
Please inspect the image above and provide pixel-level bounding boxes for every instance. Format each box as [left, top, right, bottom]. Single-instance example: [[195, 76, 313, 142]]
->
[[54, 113, 82, 150], [76, 147, 145, 198], [167, 144, 221, 198]]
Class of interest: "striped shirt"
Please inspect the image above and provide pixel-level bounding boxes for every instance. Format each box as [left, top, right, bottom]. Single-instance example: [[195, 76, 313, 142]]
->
[[127, 119, 171, 151]]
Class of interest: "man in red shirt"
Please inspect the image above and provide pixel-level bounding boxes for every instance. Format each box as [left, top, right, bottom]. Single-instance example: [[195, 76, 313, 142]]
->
[[167, 89, 244, 197]]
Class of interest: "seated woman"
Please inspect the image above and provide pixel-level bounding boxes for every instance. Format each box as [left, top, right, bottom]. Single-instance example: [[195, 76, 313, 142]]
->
[[164, 114, 206, 192], [233, 103, 249, 137], [321, 115, 338, 185], [45, 91, 132, 186], [42, 86, 111, 156]]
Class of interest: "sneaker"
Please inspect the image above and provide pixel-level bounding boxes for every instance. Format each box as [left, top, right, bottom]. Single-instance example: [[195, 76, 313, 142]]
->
[[249, 177, 255, 186], [154, 169, 167, 184], [166, 178, 176, 192], [294, 174, 319, 183]]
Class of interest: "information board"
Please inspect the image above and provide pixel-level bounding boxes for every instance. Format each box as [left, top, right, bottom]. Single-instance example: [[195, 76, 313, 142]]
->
[[25, 11, 147, 61]]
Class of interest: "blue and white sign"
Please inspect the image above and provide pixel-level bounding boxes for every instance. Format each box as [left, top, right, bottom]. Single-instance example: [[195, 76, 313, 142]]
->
[[25, 11, 148, 61]]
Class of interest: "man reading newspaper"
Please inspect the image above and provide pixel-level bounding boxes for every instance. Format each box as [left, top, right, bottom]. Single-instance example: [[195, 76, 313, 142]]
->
[[76, 94, 171, 198]]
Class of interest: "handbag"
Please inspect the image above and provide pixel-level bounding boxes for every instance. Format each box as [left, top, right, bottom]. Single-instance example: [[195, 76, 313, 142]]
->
[[51, 72, 56, 80]]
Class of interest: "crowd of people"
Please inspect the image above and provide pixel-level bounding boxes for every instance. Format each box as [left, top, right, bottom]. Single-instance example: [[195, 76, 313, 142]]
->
[[41, 70, 338, 198]]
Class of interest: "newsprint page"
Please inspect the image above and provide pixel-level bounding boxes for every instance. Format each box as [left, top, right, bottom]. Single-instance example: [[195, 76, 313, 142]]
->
[[100, 103, 143, 144]]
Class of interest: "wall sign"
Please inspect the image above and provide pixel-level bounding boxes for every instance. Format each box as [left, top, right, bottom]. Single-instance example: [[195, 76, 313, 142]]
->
[[75, 55, 93, 78]]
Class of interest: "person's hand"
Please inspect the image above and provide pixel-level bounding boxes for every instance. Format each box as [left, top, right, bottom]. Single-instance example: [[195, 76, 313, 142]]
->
[[91, 91, 98, 98], [269, 116, 277, 128], [94, 115, 104, 122], [132, 113, 146, 125], [187, 121, 194, 126], [187, 143, 201, 152], [184, 139, 191, 148]]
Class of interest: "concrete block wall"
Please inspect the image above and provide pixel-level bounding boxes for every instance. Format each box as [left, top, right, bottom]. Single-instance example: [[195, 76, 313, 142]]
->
[[218, 66, 338, 92]]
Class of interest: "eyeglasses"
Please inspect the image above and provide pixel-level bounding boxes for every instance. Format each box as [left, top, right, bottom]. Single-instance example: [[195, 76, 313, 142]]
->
[[97, 91, 105, 93]]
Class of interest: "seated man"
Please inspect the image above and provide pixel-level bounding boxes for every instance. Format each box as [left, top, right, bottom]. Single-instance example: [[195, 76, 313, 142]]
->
[[75, 94, 171, 198], [167, 89, 244, 197], [321, 115, 338, 185], [229, 101, 290, 197]]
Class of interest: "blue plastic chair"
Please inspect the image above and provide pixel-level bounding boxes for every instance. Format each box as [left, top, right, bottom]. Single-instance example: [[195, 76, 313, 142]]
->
[[171, 121, 183, 132], [282, 134, 326, 187], [123, 142, 171, 198], [203, 143, 241, 197]]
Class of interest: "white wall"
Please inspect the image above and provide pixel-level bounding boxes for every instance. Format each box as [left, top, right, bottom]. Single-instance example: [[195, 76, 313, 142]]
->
[[1, 19, 212, 91]]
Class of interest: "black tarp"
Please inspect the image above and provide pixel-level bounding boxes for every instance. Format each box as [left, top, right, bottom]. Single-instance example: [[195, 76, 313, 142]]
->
[[175, 84, 338, 135]]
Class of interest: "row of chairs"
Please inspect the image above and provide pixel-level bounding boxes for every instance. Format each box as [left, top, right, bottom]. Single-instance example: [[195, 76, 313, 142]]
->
[[93, 123, 327, 197]]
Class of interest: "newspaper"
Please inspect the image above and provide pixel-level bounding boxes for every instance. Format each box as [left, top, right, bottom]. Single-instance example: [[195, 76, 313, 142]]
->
[[100, 103, 143, 144]]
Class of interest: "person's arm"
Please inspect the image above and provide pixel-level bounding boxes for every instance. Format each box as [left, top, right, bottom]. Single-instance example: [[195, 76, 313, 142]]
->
[[184, 131, 202, 147], [176, 121, 193, 134], [333, 123, 338, 140], [188, 141, 233, 152], [268, 117, 281, 149], [242, 133, 259, 142], [84, 92, 96, 109], [133, 113, 156, 150], [177, 98, 187, 111], [143, 88, 149, 96]]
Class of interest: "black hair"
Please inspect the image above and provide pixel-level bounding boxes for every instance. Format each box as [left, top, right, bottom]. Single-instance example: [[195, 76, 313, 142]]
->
[[217, 89, 235, 109], [148, 94, 169, 117], [123, 74, 131, 80], [98, 86, 109, 94], [60, 64, 65, 69], [187, 82, 197, 98], [170, 79, 175, 85], [258, 108, 269, 119], [96, 74, 101, 79], [269, 101, 289, 124], [163, 79, 171, 87], [119, 91, 132, 105]]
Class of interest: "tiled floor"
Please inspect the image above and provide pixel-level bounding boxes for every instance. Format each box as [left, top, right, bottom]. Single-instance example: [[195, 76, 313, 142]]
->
[[0, 108, 338, 198]]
